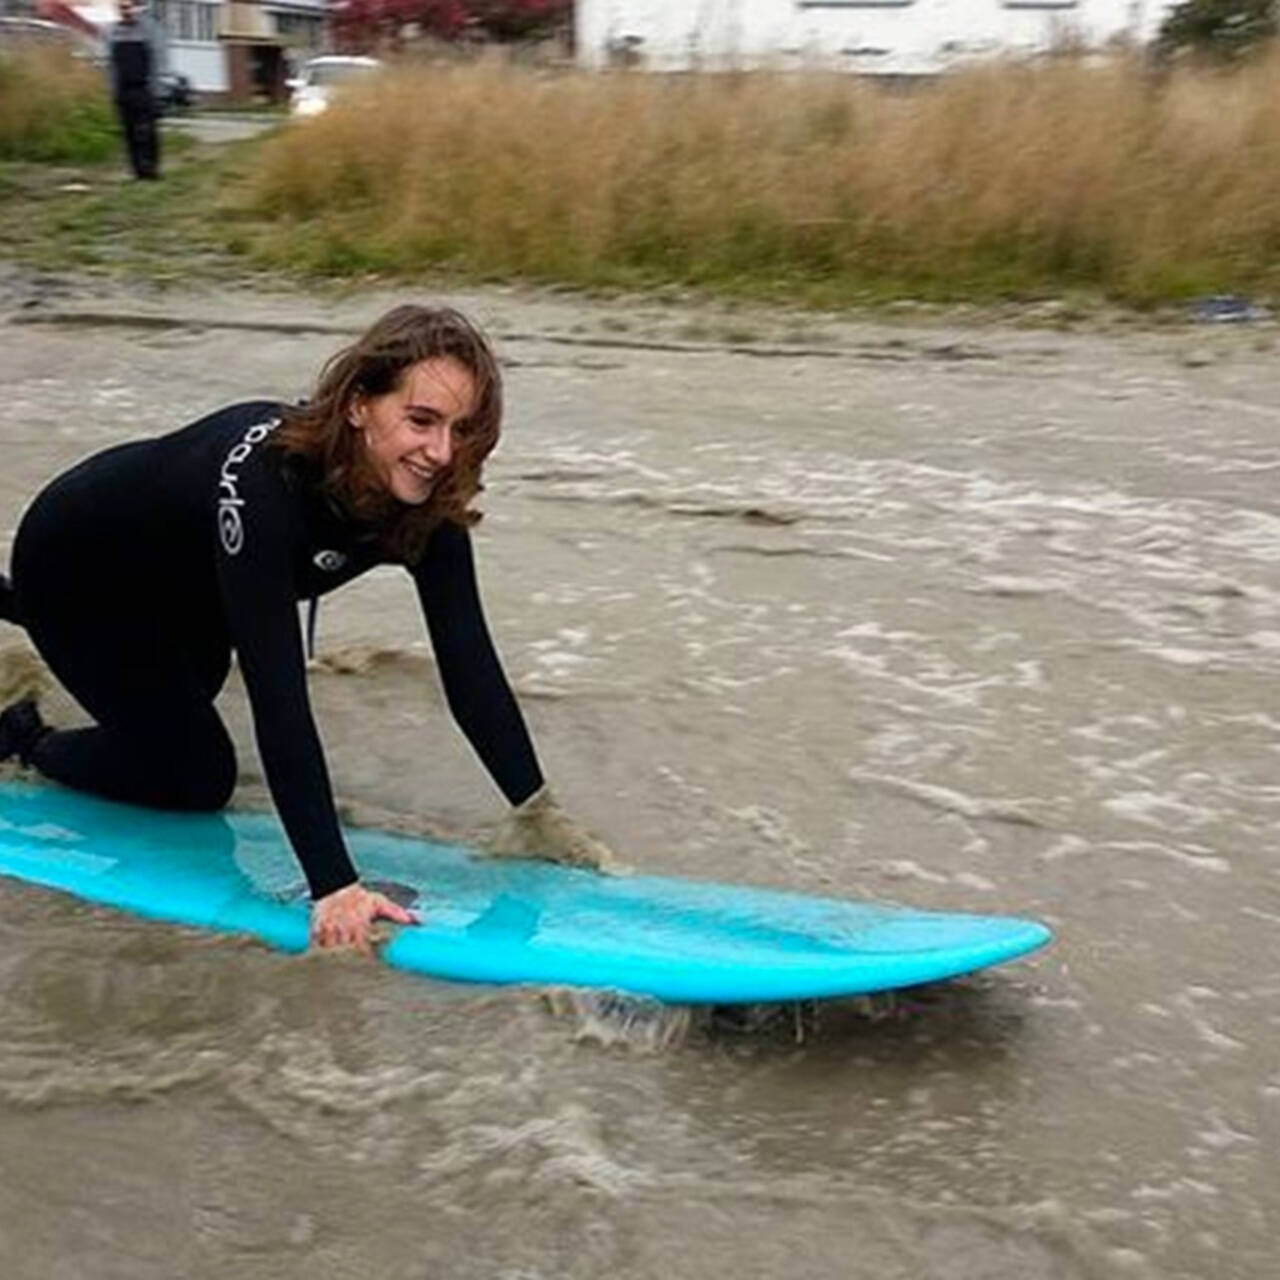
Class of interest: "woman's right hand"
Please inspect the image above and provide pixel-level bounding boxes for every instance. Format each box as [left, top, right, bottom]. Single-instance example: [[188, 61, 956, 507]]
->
[[310, 881, 417, 955], [485, 785, 626, 872]]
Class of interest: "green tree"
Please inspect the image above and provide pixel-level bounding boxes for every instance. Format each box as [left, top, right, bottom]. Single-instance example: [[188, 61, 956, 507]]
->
[[1154, 0, 1277, 61]]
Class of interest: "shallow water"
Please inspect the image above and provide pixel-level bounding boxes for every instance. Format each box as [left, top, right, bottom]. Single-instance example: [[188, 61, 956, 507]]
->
[[1, 284, 1277, 1279]]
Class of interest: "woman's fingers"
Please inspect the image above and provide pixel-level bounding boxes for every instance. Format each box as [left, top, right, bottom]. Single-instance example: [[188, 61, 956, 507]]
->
[[310, 883, 418, 953], [314, 916, 369, 953], [369, 893, 418, 926]]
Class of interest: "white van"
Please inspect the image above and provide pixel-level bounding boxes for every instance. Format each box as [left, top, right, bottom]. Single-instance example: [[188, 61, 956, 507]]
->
[[287, 54, 382, 118]]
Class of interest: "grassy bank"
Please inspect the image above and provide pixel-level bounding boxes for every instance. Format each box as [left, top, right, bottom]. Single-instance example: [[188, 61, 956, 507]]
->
[[3, 52, 1278, 308], [0, 130, 243, 281], [229, 53, 1280, 305], [0, 49, 117, 164]]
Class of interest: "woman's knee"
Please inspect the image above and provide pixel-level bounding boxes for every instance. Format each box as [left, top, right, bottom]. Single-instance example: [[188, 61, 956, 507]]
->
[[169, 738, 237, 811], [171, 769, 236, 813], [148, 721, 237, 812]]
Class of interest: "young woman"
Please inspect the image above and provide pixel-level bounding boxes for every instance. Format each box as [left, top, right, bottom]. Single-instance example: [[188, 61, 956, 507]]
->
[[0, 304, 613, 952]]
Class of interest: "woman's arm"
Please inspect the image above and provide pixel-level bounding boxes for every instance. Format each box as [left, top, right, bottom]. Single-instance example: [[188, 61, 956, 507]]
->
[[411, 522, 622, 871], [410, 520, 544, 805], [215, 453, 357, 900], [215, 449, 416, 945]]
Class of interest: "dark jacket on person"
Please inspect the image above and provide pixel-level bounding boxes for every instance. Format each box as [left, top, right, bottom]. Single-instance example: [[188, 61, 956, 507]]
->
[[107, 10, 166, 104]]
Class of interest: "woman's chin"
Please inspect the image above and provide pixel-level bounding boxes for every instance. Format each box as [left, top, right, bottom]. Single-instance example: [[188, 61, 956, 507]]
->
[[391, 479, 434, 506]]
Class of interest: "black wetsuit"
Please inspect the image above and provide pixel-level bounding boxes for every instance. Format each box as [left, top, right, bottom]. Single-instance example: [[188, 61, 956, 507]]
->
[[7, 401, 543, 899]]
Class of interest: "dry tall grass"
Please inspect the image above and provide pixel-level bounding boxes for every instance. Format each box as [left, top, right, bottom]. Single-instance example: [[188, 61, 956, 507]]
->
[[235, 51, 1280, 302], [0, 48, 116, 164]]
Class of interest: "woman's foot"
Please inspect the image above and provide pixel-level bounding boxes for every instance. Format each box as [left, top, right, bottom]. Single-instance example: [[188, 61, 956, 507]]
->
[[0, 698, 49, 764]]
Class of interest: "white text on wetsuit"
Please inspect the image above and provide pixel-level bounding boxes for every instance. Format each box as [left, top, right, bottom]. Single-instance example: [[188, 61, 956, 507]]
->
[[217, 418, 278, 555]]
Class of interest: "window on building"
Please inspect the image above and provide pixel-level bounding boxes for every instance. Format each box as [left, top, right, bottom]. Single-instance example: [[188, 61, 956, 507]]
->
[[275, 12, 325, 48], [154, 1, 219, 43]]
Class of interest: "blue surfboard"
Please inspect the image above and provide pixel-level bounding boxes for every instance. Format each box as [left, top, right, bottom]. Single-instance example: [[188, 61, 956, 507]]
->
[[0, 780, 1051, 1004]]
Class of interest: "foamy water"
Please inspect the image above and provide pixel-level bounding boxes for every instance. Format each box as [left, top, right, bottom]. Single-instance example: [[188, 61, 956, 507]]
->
[[1, 286, 1277, 1279]]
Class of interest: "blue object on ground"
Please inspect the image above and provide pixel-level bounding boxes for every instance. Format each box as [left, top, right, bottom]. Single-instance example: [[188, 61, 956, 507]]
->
[[0, 780, 1052, 1004], [1191, 295, 1272, 324]]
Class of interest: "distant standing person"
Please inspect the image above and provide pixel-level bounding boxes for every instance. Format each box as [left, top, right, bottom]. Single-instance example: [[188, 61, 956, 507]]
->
[[108, 0, 166, 180]]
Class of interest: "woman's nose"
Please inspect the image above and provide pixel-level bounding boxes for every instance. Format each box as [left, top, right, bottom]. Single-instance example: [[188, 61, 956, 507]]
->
[[424, 424, 453, 467]]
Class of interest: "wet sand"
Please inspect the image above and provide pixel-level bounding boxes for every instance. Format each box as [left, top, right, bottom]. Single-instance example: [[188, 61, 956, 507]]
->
[[1, 267, 1277, 1279]]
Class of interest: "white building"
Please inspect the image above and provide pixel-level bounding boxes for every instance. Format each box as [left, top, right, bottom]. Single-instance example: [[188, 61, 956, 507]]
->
[[575, 0, 1181, 77], [151, 0, 223, 90]]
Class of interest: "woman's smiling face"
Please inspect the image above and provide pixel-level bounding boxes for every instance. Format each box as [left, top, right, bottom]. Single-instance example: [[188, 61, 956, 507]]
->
[[350, 356, 478, 506]]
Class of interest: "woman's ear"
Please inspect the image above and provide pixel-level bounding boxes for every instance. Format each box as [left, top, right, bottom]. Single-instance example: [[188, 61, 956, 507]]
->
[[348, 393, 366, 430]]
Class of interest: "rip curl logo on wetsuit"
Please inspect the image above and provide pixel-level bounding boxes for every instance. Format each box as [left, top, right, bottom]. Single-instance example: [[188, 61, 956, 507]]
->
[[217, 418, 280, 555], [313, 549, 346, 572]]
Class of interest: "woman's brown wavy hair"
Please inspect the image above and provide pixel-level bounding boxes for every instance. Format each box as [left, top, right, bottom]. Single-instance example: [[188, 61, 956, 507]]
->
[[274, 304, 502, 563]]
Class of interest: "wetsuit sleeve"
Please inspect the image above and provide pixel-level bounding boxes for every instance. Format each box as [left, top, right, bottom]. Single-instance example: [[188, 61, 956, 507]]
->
[[411, 522, 544, 806], [214, 456, 358, 901]]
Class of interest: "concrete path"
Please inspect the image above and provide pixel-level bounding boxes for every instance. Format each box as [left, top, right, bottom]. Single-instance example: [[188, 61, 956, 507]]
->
[[166, 112, 284, 145]]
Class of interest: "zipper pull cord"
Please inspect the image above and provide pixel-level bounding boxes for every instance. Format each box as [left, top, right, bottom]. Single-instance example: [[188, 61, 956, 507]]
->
[[306, 596, 319, 660]]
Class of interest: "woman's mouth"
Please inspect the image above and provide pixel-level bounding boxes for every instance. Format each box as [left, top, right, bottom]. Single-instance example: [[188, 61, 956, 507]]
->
[[402, 458, 436, 485]]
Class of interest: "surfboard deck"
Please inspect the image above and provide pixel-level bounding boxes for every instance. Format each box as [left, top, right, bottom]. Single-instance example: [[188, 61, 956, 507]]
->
[[0, 780, 1052, 1004]]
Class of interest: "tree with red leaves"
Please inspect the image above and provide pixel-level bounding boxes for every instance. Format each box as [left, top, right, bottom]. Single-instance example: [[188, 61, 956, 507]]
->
[[468, 0, 572, 41]]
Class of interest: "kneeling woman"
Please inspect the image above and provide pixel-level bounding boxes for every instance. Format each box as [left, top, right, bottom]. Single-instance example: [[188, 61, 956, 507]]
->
[[0, 304, 612, 951]]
